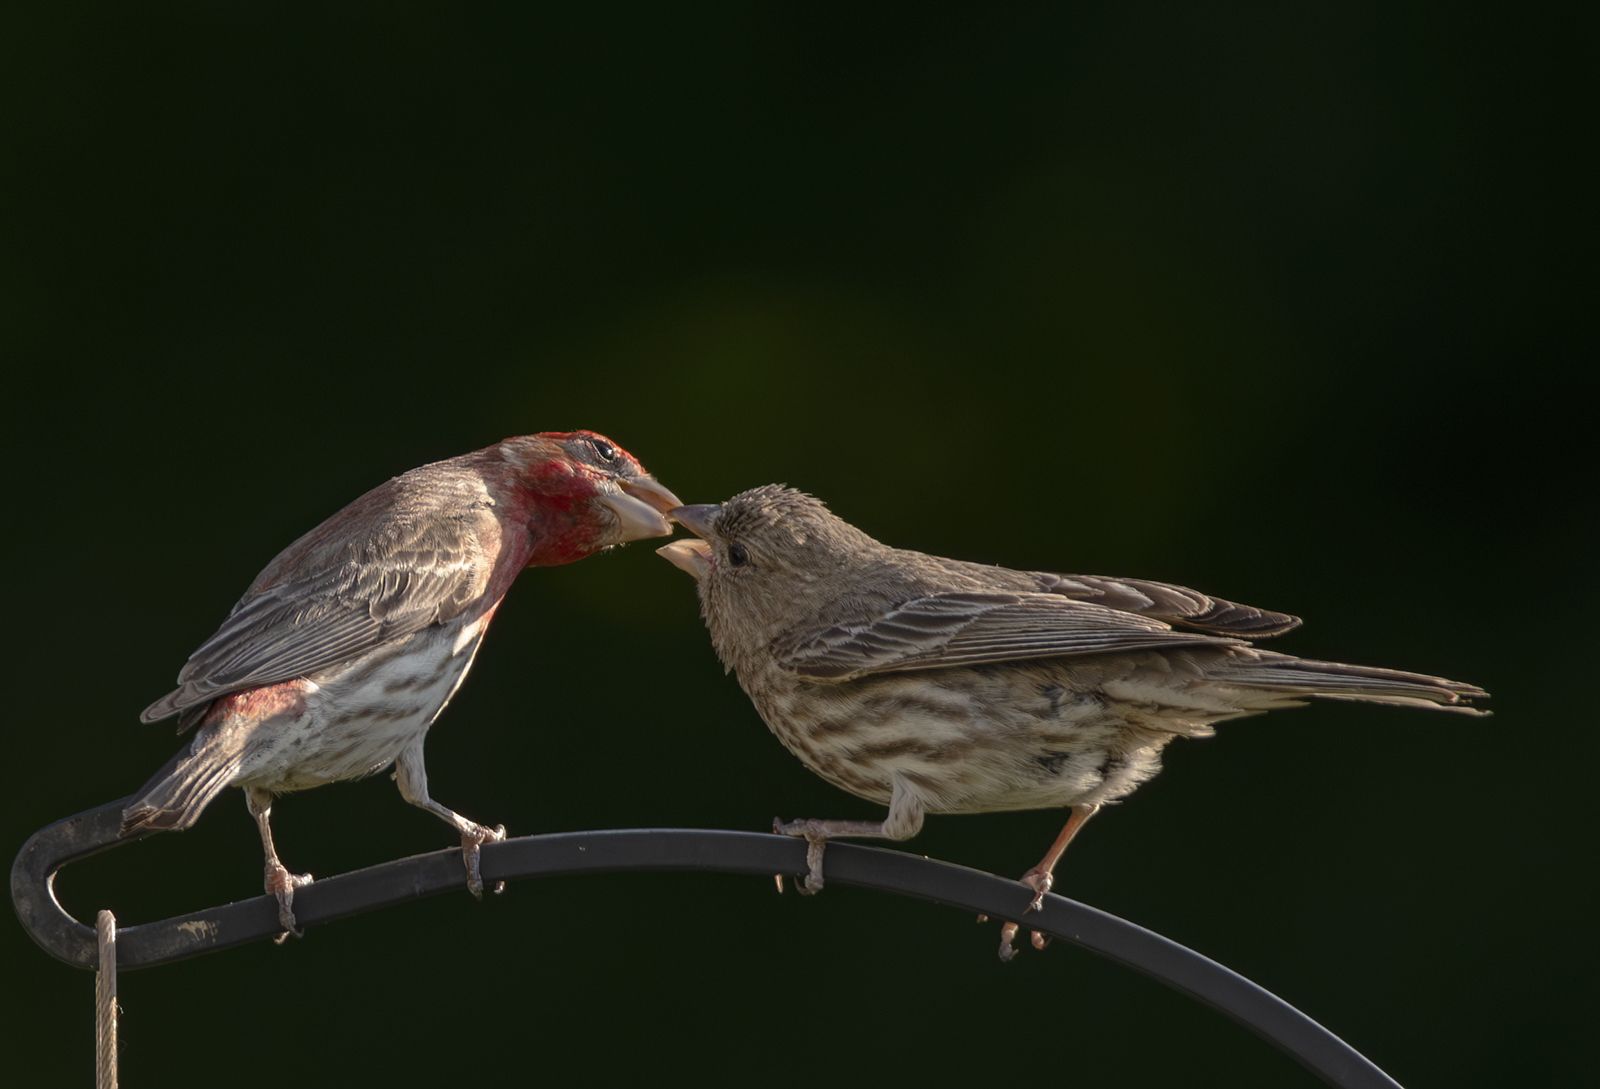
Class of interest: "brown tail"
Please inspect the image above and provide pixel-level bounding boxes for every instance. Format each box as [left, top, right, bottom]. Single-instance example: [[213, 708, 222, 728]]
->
[[120, 737, 242, 835], [1222, 652, 1488, 715]]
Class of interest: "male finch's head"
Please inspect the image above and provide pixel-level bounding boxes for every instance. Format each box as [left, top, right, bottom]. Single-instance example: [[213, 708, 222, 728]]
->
[[501, 430, 681, 562]]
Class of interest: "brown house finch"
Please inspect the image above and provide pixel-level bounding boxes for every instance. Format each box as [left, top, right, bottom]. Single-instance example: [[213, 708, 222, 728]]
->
[[124, 431, 680, 937], [659, 485, 1487, 960]]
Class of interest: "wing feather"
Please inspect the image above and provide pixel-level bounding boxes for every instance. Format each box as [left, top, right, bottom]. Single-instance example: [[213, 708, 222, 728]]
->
[[1027, 573, 1301, 637], [142, 477, 496, 724], [778, 591, 1241, 680]]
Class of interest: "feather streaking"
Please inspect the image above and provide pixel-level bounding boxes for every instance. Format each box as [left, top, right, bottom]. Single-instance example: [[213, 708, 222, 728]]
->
[[659, 484, 1487, 960], [124, 431, 680, 938]]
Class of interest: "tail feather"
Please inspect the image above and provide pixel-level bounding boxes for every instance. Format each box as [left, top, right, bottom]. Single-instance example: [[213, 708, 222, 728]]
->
[[1222, 653, 1488, 716], [120, 739, 243, 836]]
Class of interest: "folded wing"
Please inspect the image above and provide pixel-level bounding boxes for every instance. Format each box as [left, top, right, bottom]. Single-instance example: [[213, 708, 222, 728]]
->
[[777, 591, 1243, 680], [143, 493, 494, 727]]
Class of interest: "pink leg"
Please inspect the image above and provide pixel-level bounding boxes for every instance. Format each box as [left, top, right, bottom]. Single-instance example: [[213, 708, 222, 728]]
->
[[998, 803, 1099, 962], [395, 742, 506, 898], [774, 775, 924, 894], [245, 787, 313, 943]]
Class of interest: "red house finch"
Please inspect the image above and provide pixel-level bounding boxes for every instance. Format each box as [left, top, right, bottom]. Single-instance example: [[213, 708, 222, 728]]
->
[[659, 485, 1487, 960], [124, 431, 679, 938]]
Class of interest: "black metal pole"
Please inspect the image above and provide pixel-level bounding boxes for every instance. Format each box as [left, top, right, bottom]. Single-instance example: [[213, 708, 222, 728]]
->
[[14, 800, 1401, 1089]]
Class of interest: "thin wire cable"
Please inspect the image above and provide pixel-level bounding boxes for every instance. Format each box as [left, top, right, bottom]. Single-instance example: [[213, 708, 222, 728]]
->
[[95, 909, 117, 1089]]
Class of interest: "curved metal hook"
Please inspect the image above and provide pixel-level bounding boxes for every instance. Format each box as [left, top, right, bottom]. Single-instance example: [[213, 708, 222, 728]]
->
[[13, 800, 1400, 1089]]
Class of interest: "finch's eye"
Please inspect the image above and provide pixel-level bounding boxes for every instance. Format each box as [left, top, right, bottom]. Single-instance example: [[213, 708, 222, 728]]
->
[[588, 438, 618, 463], [726, 542, 750, 567]]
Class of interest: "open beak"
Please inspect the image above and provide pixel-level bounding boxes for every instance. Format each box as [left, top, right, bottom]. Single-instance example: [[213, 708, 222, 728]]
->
[[667, 503, 721, 540], [602, 475, 684, 542], [657, 538, 712, 580]]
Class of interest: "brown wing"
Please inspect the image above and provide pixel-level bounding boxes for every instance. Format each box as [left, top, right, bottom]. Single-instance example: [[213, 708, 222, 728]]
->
[[142, 473, 497, 725], [1027, 573, 1301, 637], [776, 591, 1242, 680]]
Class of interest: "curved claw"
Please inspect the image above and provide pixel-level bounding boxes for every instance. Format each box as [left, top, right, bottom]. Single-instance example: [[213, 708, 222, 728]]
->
[[460, 823, 508, 899], [266, 863, 314, 943], [1020, 869, 1053, 914], [994, 870, 1057, 960], [773, 817, 828, 894]]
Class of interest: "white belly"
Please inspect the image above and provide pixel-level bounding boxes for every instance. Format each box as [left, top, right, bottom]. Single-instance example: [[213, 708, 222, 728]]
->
[[232, 616, 490, 793]]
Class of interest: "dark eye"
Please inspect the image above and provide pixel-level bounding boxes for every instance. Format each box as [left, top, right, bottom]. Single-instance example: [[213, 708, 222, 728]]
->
[[727, 542, 750, 567], [588, 437, 618, 463]]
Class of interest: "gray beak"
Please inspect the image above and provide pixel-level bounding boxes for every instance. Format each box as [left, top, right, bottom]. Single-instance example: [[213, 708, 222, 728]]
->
[[669, 503, 722, 540]]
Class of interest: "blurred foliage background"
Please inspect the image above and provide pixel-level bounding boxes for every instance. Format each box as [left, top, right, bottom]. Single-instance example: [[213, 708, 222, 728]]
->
[[3, 5, 1591, 1086]]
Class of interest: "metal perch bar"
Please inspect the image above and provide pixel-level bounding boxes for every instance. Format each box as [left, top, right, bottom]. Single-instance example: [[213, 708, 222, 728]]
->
[[14, 798, 1400, 1089]]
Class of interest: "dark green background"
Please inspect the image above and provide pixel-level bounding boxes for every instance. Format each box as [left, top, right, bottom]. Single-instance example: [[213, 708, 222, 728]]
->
[[4, 5, 1590, 1086]]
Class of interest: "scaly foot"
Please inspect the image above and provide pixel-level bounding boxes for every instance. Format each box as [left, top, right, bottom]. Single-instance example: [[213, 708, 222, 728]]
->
[[460, 821, 507, 898], [264, 860, 314, 943], [773, 818, 830, 894], [995, 869, 1055, 960]]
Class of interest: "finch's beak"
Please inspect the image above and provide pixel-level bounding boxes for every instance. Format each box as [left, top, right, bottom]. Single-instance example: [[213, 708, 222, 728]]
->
[[667, 503, 721, 540], [602, 476, 684, 542], [621, 476, 683, 516], [657, 538, 712, 580]]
